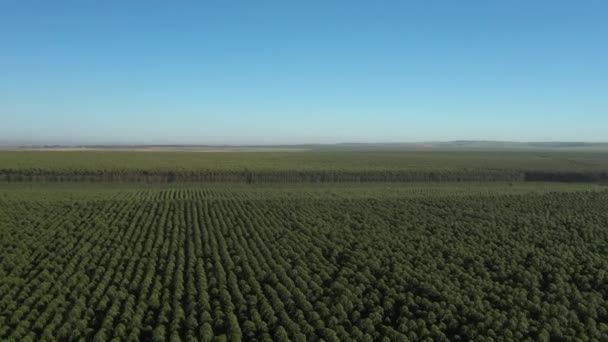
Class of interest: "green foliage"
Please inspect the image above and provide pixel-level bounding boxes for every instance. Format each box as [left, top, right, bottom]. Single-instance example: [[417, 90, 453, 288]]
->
[[0, 184, 607, 340], [1, 151, 607, 183]]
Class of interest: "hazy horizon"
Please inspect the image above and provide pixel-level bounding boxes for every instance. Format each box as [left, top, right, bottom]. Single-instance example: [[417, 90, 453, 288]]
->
[[2, 140, 607, 149], [1, 1, 606, 144]]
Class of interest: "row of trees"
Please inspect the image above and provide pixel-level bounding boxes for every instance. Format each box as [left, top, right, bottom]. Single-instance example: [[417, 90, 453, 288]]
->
[[0, 168, 549, 183], [2, 168, 606, 183], [1, 188, 608, 340], [524, 171, 608, 182]]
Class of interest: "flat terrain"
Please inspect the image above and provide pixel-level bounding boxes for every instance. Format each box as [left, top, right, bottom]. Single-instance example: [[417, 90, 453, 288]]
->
[[1, 151, 607, 340], [1, 151, 608, 183], [7, 147, 311, 153], [2, 150, 608, 171], [1, 183, 608, 340]]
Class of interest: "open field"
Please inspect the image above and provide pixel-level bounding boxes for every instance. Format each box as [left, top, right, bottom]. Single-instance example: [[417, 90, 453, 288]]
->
[[1, 183, 608, 341], [5, 147, 311, 153], [1, 151, 608, 183]]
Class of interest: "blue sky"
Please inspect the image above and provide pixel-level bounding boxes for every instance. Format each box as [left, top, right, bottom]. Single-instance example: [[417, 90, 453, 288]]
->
[[1, 1, 606, 144]]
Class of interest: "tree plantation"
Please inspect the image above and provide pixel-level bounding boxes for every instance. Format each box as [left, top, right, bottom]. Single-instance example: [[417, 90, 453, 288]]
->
[[1, 184, 607, 341], [3, 0, 607, 339], [1, 151, 608, 183]]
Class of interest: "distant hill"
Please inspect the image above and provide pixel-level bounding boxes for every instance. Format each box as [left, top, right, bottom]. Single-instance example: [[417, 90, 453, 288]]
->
[[318, 141, 608, 152]]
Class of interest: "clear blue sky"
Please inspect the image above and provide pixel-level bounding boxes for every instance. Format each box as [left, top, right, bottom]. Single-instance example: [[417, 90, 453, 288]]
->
[[1, 1, 606, 145]]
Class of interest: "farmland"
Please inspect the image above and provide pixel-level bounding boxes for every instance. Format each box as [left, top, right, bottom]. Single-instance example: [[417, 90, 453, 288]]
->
[[1, 150, 608, 183], [1, 151, 608, 340]]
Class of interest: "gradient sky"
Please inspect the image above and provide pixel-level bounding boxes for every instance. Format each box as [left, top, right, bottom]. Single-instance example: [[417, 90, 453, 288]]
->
[[1, 1, 606, 145]]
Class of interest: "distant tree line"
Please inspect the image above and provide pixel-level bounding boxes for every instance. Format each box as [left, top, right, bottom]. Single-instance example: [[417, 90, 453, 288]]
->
[[524, 171, 608, 183], [0, 168, 607, 183], [0, 169, 522, 183]]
